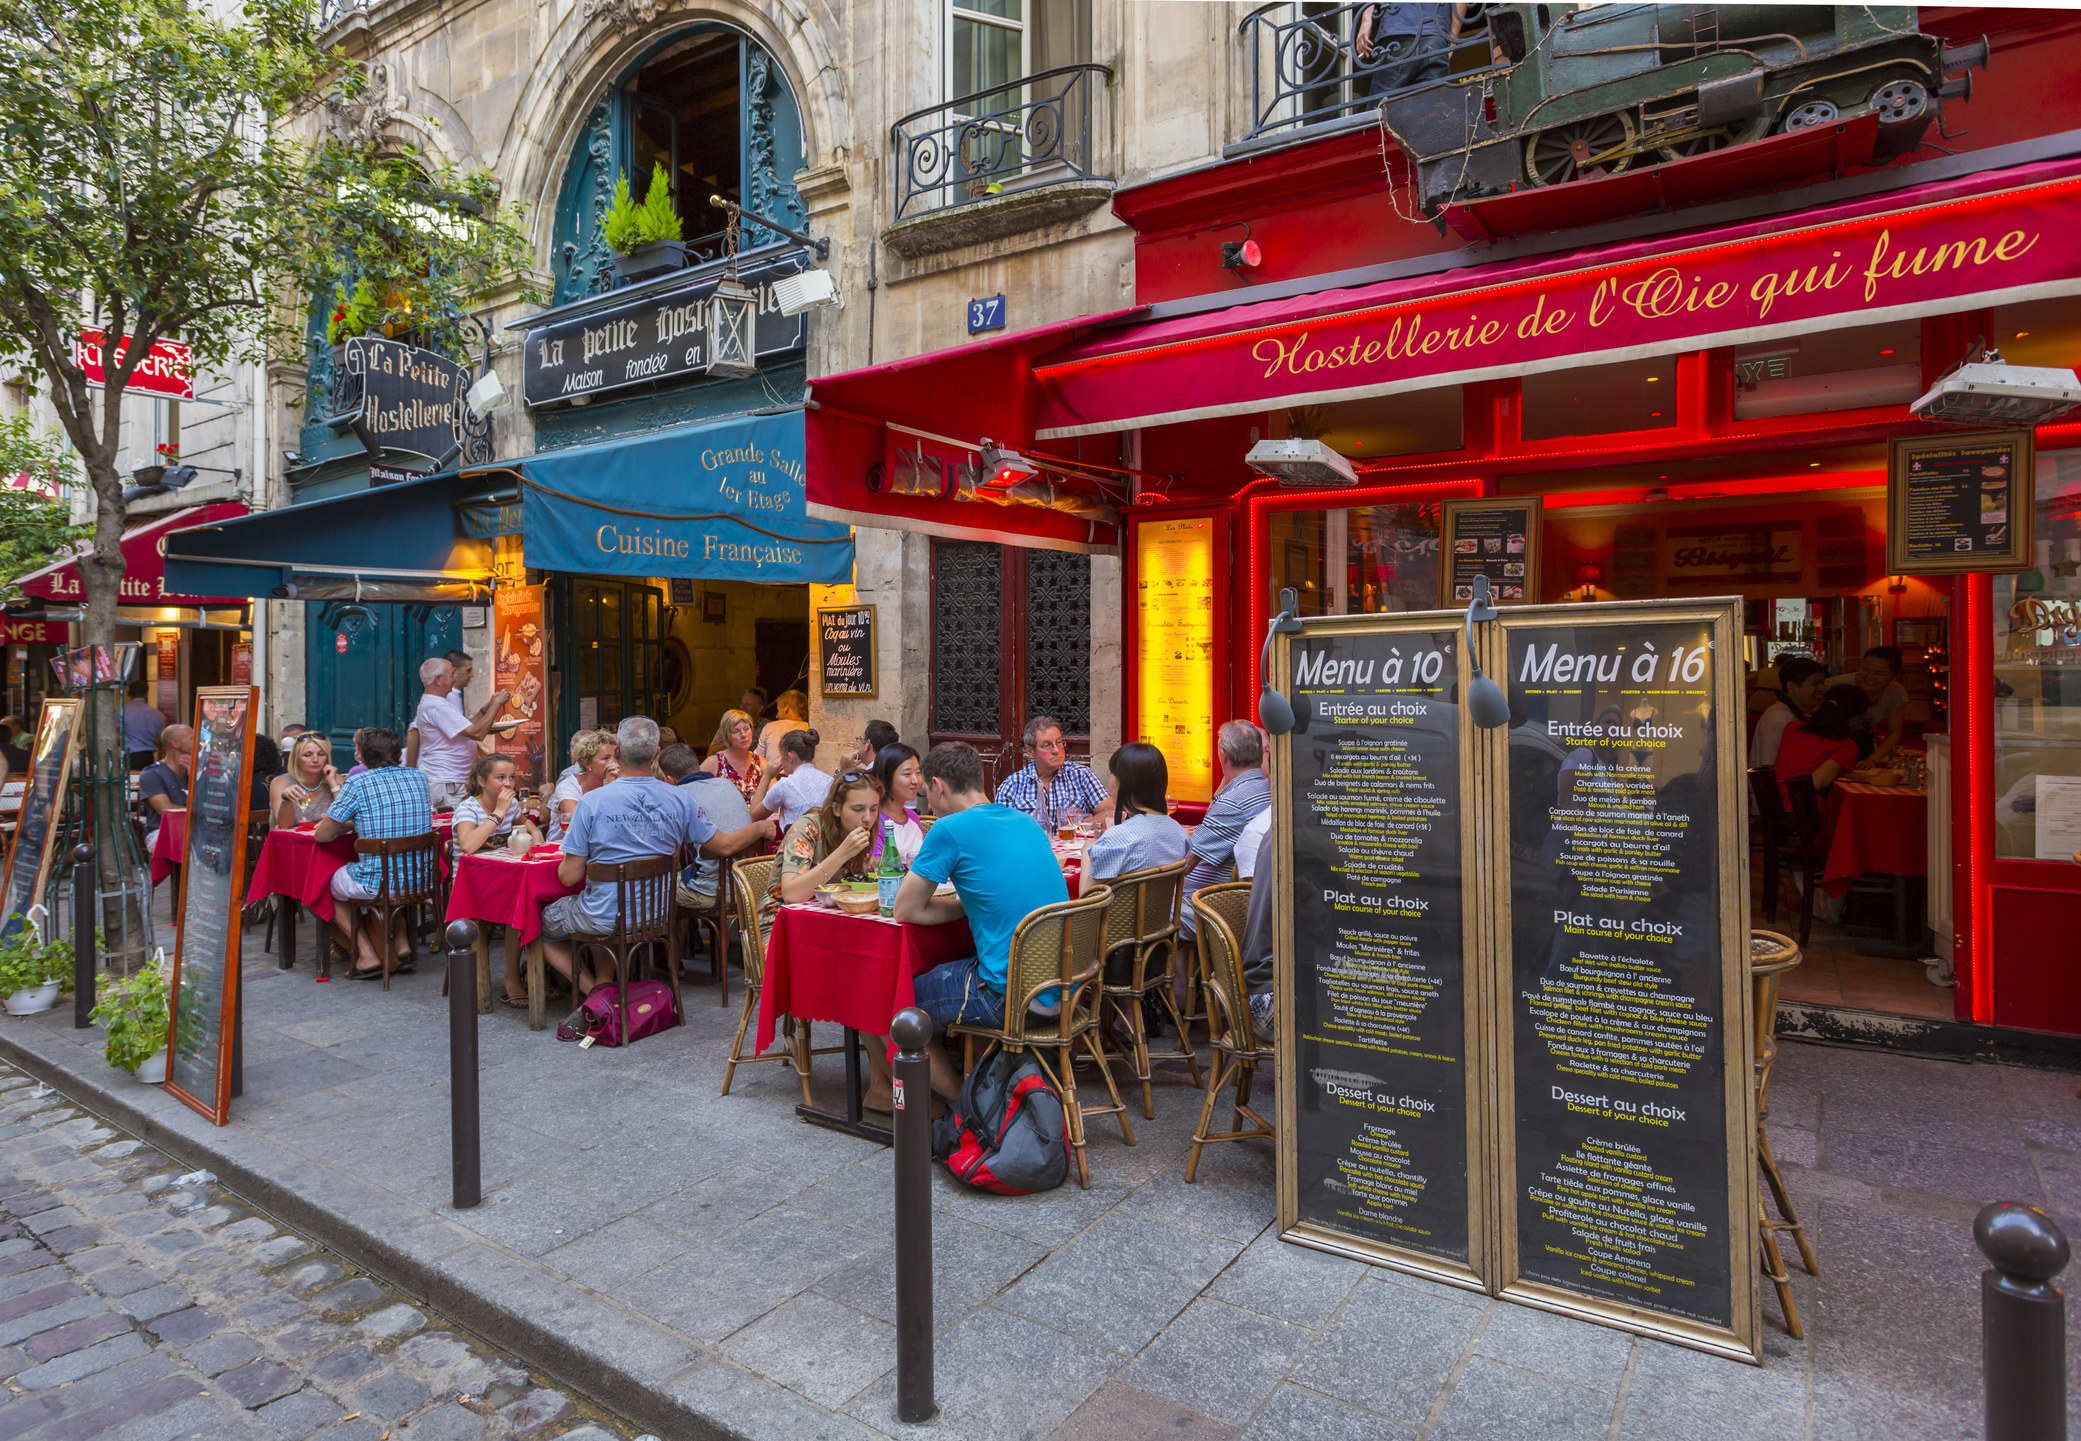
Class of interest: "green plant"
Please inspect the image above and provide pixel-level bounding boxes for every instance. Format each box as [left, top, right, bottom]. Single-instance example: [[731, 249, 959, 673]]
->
[[601, 163, 683, 253], [90, 963, 168, 1073], [325, 277, 379, 346], [0, 926, 72, 997]]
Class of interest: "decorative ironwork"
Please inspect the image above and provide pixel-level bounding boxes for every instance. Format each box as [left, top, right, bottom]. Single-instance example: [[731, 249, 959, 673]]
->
[[317, 0, 370, 31], [1023, 549, 1090, 737], [892, 63, 1111, 222], [932, 542, 1003, 738], [556, 100, 618, 305], [1238, 1, 1447, 142], [741, 44, 809, 249]]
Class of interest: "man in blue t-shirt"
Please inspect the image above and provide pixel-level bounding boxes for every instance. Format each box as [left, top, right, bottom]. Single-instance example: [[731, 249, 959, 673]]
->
[[895, 740, 1069, 1099]]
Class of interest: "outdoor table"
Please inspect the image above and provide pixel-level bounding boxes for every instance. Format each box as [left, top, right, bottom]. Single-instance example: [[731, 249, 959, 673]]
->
[[149, 809, 188, 887], [248, 824, 450, 978], [1822, 780, 1929, 956], [758, 903, 974, 1144], [444, 847, 583, 1030]]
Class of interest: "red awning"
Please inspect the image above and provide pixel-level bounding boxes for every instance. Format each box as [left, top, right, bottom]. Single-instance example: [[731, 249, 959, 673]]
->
[[17, 503, 249, 608], [806, 309, 1140, 552], [1031, 155, 2081, 437]]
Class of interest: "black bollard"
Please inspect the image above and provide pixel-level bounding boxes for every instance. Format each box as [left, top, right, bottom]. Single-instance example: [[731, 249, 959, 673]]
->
[[446, 920, 482, 1210], [890, 1006, 937, 1424], [71, 845, 95, 1029], [1976, 1201, 2069, 1441]]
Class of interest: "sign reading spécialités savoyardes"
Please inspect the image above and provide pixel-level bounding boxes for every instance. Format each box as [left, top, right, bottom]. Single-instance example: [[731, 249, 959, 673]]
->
[[1283, 624, 1474, 1269]]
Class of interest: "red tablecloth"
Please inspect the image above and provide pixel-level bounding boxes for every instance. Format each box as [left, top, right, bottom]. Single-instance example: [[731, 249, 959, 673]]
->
[[444, 851, 582, 946], [248, 826, 450, 922], [757, 906, 974, 1054], [1822, 782, 1928, 897], [149, 810, 187, 887]]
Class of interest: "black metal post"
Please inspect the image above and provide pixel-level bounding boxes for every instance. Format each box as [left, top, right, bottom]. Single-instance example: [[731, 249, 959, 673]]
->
[[446, 920, 482, 1210], [71, 844, 95, 1028], [1977, 1201, 2069, 1441], [890, 1006, 937, 1424]]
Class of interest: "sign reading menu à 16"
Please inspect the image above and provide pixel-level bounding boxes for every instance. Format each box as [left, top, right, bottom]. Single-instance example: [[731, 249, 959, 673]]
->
[[73, 330, 194, 400]]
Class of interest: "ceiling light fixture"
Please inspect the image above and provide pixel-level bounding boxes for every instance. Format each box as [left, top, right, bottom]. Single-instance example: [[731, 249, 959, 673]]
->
[[1911, 346, 2081, 425], [1244, 437, 1358, 488], [977, 440, 1039, 489]]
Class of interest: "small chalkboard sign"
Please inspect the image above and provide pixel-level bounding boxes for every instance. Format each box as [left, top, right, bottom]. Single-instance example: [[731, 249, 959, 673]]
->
[[166, 686, 257, 1126], [0, 699, 83, 941], [1887, 428, 2034, 574], [1439, 497, 1542, 606], [818, 604, 876, 698]]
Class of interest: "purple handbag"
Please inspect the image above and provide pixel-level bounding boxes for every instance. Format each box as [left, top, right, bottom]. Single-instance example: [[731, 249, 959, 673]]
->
[[556, 980, 679, 1046]]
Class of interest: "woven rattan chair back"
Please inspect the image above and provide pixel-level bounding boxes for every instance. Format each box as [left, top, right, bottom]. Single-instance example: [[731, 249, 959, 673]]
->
[[1191, 883, 1259, 1056], [730, 856, 776, 987], [1001, 886, 1114, 1045], [1097, 859, 1189, 991]]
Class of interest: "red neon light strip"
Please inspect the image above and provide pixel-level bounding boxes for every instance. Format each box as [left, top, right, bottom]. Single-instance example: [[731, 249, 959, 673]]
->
[[1039, 176, 2081, 377], [1960, 574, 1993, 1024], [1541, 472, 1883, 509]]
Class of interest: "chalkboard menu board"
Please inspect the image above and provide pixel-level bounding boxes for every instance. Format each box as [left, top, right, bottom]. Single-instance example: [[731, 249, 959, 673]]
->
[[1275, 618, 1485, 1286], [166, 686, 256, 1126], [1493, 605, 1754, 1356], [0, 699, 82, 941], [817, 605, 876, 698], [1887, 428, 2034, 574], [1440, 497, 1542, 606]]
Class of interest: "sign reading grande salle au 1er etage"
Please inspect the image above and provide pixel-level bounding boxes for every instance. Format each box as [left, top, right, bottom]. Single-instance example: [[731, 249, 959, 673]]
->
[[519, 274, 806, 408]]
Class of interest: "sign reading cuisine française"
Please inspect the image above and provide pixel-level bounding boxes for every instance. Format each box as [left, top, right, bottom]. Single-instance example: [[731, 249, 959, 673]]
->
[[519, 273, 806, 409]]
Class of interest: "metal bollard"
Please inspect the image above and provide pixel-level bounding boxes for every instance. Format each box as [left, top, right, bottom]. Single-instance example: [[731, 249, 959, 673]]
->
[[446, 920, 482, 1210], [889, 1006, 938, 1424], [72, 845, 95, 1029], [1976, 1201, 2069, 1441]]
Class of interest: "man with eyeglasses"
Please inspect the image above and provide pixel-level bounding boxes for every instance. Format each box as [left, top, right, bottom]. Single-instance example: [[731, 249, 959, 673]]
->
[[994, 714, 1107, 832]]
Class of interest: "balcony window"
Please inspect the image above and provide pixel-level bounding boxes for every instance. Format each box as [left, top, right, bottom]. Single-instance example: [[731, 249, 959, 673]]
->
[[953, 0, 1027, 112]]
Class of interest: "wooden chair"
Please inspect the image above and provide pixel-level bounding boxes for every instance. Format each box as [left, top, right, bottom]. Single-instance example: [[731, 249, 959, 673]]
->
[[720, 858, 838, 1101], [572, 854, 682, 1042], [1751, 928, 1819, 1337], [341, 832, 442, 987], [948, 886, 1129, 1189], [678, 864, 733, 1007], [1186, 882, 1273, 1182], [1094, 858, 1199, 1118], [1780, 775, 1828, 946]]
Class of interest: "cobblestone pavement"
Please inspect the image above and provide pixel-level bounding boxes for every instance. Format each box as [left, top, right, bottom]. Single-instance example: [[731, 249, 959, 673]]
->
[[0, 1061, 643, 1441]]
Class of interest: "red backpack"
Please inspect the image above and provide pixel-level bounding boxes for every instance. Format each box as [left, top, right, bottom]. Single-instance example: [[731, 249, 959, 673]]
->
[[931, 1044, 1069, 1194]]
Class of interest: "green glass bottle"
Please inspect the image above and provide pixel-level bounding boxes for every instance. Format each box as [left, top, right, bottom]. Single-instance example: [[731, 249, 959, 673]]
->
[[876, 819, 903, 918]]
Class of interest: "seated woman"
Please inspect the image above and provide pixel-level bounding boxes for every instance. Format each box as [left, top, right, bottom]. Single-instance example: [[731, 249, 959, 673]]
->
[[1773, 687, 1863, 807], [1085, 741, 1190, 882], [451, 753, 525, 857], [750, 728, 831, 832], [546, 730, 617, 842], [270, 733, 340, 829], [872, 743, 928, 867], [701, 708, 763, 804]]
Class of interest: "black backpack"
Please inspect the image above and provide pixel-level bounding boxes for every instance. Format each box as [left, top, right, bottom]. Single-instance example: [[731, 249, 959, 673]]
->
[[931, 1044, 1069, 1194]]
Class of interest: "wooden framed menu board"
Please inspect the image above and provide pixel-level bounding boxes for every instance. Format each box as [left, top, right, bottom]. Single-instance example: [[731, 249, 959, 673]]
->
[[1886, 428, 2034, 574], [817, 604, 876, 698], [0, 699, 83, 941], [165, 686, 257, 1126], [1439, 496, 1542, 606], [1270, 596, 1758, 1363]]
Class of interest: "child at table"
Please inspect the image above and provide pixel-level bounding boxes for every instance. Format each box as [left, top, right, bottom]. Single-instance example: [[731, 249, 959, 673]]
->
[[452, 754, 526, 856], [767, 771, 884, 921]]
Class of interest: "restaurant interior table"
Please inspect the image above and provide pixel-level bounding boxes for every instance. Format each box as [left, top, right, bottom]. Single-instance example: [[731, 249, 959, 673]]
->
[[757, 903, 974, 1144], [444, 846, 583, 1030], [1822, 779, 1929, 956], [248, 824, 451, 978], [149, 809, 188, 887]]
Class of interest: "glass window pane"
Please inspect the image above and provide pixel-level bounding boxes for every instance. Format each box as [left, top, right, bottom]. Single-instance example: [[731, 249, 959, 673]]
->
[[1268, 504, 1442, 618], [1522, 357, 1677, 441], [602, 692, 625, 728], [1733, 318, 1921, 421], [1025, 550, 1090, 736], [1993, 451, 2081, 860], [600, 586, 622, 639], [576, 586, 598, 638], [578, 642, 600, 692], [955, 0, 1020, 18], [953, 15, 1020, 103]]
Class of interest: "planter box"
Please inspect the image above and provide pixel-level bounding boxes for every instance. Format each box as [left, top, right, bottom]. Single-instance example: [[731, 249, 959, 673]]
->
[[614, 240, 687, 285]]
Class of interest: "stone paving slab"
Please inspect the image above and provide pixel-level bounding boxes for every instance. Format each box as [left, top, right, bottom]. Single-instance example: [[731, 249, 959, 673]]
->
[[3, 932, 2081, 1438]]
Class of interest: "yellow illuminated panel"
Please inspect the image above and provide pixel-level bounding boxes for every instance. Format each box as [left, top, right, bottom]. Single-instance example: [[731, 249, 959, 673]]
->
[[1136, 517, 1216, 804]]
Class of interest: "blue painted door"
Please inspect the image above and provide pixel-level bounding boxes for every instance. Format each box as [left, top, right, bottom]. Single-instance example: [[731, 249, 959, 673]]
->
[[303, 601, 461, 758]]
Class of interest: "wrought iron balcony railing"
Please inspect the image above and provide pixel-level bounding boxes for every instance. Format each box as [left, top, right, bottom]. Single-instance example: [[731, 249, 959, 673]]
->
[[1238, 1, 1488, 144], [318, 0, 370, 30], [891, 63, 1112, 222]]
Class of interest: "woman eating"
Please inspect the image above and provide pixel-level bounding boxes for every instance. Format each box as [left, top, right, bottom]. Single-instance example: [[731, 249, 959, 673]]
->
[[701, 708, 763, 804], [547, 730, 618, 842], [1773, 687, 1864, 805], [750, 729, 832, 832], [872, 743, 929, 867], [269, 733, 340, 828], [1085, 741, 1191, 881], [451, 754, 525, 856]]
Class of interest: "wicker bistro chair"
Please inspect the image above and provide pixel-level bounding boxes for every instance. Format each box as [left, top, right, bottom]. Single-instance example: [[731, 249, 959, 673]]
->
[[1185, 883, 1273, 1183], [1750, 928, 1819, 1338], [674, 845, 734, 1008], [1095, 858, 1200, 1119], [341, 832, 443, 988], [721, 857, 840, 1102], [569, 854, 684, 1042], [947, 887, 1130, 1190]]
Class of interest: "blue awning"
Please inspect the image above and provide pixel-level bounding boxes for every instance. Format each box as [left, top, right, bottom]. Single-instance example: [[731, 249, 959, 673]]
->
[[518, 411, 852, 584]]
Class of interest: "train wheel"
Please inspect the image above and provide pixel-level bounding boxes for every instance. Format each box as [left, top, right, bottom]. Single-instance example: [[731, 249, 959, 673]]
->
[[1524, 112, 1639, 187], [1780, 98, 1840, 132], [1869, 78, 1930, 124], [1657, 114, 1769, 164]]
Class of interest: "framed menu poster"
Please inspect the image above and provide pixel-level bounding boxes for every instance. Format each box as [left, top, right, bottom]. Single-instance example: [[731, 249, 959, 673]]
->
[[1887, 428, 2034, 574], [817, 604, 877, 698], [1440, 497, 1542, 606], [0, 698, 83, 941], [165, 686, 257, 1126]]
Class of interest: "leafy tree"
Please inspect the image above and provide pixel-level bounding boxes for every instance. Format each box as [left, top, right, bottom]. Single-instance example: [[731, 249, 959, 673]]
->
[[0, 412, 85, 603]]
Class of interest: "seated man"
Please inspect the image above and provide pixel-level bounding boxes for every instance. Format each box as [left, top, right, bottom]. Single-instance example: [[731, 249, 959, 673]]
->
[[313, 727, 434, 980], [543, 719, 764, 997], [894, 741, 1070, 1100], [1238, 820, 1276, 1033], [139, 725, 193, 853], [994, 714, 1107, 832], [657, 741, 768, 909], [1180, 720, 1272, 938]]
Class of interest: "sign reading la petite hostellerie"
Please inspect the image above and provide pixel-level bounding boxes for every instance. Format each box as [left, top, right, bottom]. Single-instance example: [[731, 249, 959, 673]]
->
[[73, 330, 194, 401]]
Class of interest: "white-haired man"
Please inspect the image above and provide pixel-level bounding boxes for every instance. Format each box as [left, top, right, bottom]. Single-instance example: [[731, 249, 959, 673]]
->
[[412, 656, 509, 808], [1179, 719, 1272, 939]]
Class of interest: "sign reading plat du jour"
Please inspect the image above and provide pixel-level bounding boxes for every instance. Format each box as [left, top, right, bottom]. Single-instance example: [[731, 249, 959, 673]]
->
[[1270, 595, 1758, 1364]]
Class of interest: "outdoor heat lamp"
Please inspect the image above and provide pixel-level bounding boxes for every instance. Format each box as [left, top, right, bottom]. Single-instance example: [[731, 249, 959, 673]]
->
[[1245, 437, 1358, 488], [978, 440, 1039, 489], [1258, 587, 1304, 736], [1910, 348, 2081, 426], [1462, 575, 1511, 730], [773, 266, 843, 316]]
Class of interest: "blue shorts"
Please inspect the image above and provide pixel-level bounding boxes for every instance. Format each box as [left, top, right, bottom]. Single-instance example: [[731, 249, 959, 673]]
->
[[912, 956, 1005, 1033]]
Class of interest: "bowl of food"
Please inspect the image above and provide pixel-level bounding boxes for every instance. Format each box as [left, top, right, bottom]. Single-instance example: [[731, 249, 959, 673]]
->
[[834, 890, 882, 915], [814, 883, 846, 908]]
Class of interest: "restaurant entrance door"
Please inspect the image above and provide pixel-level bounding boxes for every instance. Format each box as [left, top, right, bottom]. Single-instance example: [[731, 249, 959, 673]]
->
[[929, 539, 1092, 790]]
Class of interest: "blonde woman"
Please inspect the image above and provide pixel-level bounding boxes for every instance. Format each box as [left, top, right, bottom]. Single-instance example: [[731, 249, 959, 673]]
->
[[701, 708, 763, 804], [755, 690, 809, 769], [269, 733, 340, 828], [547, 730, 619, 842]]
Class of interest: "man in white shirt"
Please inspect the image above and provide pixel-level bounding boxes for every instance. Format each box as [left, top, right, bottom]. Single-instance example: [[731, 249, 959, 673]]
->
[[413, 657, 509, 807]]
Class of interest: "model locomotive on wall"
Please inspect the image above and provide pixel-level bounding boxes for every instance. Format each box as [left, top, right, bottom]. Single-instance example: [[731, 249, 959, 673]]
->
[[1376, 5, 1987, 214]]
